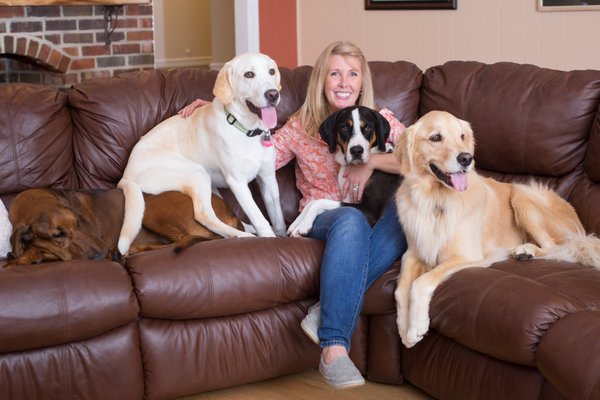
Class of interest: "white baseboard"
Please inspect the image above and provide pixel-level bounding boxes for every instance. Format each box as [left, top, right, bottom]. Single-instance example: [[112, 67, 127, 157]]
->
[[154, 56, 211, 69]]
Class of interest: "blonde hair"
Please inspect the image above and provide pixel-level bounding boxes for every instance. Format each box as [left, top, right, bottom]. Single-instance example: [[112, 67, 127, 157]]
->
[[297, 41, 376, 137]]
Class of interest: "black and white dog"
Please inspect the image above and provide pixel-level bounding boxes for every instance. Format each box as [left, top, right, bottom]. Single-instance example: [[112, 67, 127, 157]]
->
[[288, 105, 402, 236]]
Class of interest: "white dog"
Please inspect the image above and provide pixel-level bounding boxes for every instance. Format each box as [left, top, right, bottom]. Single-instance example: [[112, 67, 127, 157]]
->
[[117, 52, 286, 255], [0, 200, 11, 257]]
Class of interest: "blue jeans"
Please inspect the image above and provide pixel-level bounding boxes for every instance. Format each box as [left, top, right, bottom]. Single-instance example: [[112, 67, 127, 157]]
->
[[308, 199, 407, 351]]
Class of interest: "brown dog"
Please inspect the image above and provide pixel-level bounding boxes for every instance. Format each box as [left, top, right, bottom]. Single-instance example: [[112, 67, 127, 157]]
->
[[5, 188, 242, 267]]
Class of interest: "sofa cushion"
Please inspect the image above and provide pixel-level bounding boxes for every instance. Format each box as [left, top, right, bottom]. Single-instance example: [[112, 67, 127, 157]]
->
[[0, 261, 139, 353], [428, 259, 600, 367], [276, 65, 312, 128], [370, 60, 423, 127], [126, 237, 323, 319], [69, 68, 219, 189], [571, 109, 600, 235], [0, 323, 144, 400], [402, 330, 544, 400], [538, 310, 600, 400], [420, 61, 600, 182], [139, 303, 320, 400], [0, 84, 76, 194]]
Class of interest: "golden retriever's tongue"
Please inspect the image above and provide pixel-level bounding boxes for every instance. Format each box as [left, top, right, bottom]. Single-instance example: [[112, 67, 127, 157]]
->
[[261, 106, 277, 129], [450, 172, 468, 192]]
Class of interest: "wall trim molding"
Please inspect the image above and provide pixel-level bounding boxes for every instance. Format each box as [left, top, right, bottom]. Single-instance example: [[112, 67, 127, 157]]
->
[[154, 55, 211, 69], [234, 0, 259, 54]]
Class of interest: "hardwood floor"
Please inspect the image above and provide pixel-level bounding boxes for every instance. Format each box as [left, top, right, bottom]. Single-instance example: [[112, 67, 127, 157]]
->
[[179, 368, 434, 400]]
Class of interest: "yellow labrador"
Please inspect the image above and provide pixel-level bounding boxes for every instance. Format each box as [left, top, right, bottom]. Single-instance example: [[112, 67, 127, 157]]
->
[[394, 110, 600, 348], [117, 52, 286, 255]]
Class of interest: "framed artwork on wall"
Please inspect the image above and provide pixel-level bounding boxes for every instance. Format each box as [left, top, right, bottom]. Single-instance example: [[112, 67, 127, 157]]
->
[[365, 0, 457, 10], [538, 0, 600, 11]]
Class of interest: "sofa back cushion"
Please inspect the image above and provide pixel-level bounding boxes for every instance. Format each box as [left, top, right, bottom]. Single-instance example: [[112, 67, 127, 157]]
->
[[370, 61, 423, 126], [68, 61, 423, 224], [69, 68, 220, 189], [0, 84, 76, 195], [421, 61, 600, 235], [571, 110, 600, 234]]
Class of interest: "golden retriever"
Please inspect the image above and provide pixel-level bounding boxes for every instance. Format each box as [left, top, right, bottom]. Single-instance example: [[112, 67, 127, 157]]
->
[[393, 110, 600, 348]]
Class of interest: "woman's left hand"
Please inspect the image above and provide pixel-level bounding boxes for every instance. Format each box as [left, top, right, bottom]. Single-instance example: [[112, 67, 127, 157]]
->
[[342, 162, 373, 203]]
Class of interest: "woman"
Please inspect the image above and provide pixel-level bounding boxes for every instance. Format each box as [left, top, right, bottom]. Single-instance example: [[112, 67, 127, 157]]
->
[[179, 41, 407, 389]]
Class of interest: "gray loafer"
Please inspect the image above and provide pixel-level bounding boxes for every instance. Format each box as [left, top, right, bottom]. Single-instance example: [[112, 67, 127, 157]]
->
[[301, 302, 320, 345], [319, 355, 365, 389]]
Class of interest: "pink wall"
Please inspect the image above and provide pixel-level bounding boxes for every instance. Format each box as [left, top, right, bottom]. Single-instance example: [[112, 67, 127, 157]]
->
[[259, 0, 297, 68]]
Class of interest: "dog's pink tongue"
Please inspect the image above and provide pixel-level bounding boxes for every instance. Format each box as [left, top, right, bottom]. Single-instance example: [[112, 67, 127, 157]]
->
[[450, 173, 468, 192], [261, 106, 277, 129]]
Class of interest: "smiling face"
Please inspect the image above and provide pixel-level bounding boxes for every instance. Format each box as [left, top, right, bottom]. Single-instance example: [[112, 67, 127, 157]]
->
[[324, 54, 363, 112], [397, 111, 475, 192]]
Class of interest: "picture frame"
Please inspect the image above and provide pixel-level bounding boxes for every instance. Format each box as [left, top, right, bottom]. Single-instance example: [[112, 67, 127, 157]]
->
[[537, 0, 600, 11], [365, 0, 457, 10]]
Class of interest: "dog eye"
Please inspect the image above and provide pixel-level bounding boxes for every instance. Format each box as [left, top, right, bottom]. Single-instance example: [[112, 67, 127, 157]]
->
[[21, 231, 34, 243], [461, 133, 465, 141], [430, 133, 442, 142], [244, 71, 255, 78], [52, 228, 67, 239], [269, 68, 275, 76]]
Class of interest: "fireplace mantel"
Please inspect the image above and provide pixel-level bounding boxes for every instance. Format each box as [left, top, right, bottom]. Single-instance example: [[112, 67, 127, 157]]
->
[[0, 0, 150, 5]]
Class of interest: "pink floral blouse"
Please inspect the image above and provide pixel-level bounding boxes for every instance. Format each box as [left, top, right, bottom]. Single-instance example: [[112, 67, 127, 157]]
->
[[274, 108, 405, 211]]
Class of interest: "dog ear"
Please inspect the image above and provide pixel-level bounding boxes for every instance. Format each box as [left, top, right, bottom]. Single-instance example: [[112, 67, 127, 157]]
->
[[213, 62, 233, 105], [10, 223, 33, 258], [274, 66, 282, 91], [374, 110, 391, 152], [396, 122, 417, 176], [319, 111, 340, 154]]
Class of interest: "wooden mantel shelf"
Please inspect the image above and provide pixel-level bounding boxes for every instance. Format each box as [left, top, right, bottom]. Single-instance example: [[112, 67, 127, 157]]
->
[[0, 0, 150, 5]]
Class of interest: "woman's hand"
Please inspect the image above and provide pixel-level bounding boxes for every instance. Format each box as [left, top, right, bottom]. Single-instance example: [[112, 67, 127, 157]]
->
[[341, 152, 401, 203], [178, 99, 210, 118], [342, 162, 373, 203]]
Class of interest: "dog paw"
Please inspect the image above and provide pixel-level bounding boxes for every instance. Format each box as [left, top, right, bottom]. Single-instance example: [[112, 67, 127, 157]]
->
[[255, 229, 276, 238], [403, 320, 430, 348], [287, 220, 312, 237], [513, 243, 537, 260], [403, 311, 430, 348], [402, 328, 424, 348], [237, 231, 257, 238], [287, 214, 312, 237]]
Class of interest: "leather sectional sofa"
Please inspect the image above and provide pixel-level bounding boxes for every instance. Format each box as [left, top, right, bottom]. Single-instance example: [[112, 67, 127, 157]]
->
[[1, 60, 599, 400]]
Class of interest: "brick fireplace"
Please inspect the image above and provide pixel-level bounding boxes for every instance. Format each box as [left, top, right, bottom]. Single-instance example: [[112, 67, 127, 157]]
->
[[0, 4, 154, 88]]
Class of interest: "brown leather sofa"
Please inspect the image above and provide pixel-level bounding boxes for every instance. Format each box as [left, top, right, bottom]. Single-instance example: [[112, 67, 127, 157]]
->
[[0, 60, 599, 400]]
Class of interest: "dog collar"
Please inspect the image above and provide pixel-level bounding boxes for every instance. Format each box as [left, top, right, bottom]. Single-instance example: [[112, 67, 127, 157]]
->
[[224, 105, 269, 138]]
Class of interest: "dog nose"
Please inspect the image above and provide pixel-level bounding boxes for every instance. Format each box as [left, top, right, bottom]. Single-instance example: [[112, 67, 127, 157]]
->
[[457, 152, 473, 167], [264, 89, 279, 105], [350, 146, 364, 159]]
